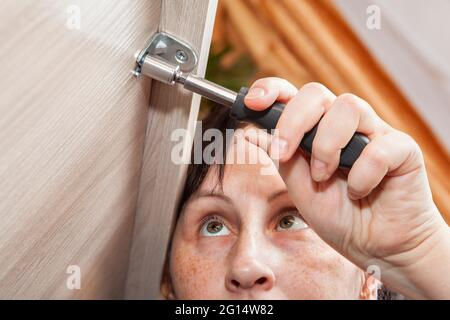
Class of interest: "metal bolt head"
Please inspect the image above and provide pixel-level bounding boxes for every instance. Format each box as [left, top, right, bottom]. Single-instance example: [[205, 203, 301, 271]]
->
[[175, 50, 188, 63], [132, 67, 142, 78]]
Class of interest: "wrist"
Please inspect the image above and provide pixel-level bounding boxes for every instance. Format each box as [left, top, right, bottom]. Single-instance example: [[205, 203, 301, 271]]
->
[[379, 215, 450, 299]]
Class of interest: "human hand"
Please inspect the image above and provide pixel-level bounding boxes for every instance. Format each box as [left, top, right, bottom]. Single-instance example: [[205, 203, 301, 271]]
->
[[243, 77, 450, 299]]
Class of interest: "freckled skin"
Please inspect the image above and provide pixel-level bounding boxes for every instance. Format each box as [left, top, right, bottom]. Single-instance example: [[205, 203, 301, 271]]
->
[[168, 135, 376, 300]]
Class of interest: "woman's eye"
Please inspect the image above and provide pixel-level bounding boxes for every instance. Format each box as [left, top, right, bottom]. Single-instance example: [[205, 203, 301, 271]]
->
[[200, 218, 231, 237], [276, 213, 308, 231]]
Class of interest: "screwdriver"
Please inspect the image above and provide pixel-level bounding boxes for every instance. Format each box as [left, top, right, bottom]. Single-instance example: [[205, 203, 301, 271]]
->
[[136, 55, 369, 168]]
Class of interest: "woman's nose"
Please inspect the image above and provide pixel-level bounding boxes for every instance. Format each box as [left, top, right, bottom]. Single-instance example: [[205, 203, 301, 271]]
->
[[225, 233, 276, 292], [226, 259, 275, 292]]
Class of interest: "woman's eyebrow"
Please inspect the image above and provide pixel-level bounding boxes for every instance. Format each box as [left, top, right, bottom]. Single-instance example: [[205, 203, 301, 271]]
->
[[268, 189, 288, 202], [190, 190, 233, 203]]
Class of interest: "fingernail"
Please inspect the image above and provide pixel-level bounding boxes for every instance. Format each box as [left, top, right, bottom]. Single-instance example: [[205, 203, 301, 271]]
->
[[246, 87, 266, 99], [271, 137, 289, 158], [312, 157, 328, 181], [313, 158, 327, 170]]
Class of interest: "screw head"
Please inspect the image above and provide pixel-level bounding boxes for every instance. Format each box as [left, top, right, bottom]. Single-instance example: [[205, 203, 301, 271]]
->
[[175, 50, 188, 63], [132, 68, 141, 78]]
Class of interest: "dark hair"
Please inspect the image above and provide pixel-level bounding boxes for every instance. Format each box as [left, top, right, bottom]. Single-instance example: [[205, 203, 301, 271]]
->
[[173, 104, 397, 300], [162, 105, 239, 299], [177, 104, 241, 214]]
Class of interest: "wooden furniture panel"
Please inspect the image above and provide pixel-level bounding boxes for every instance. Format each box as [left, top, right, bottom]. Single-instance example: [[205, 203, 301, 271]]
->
[[125, 0, 218, 299], [0, 0, 159, 298]]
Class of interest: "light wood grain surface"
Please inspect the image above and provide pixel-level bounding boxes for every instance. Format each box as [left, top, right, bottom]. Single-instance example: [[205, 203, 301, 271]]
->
[[0, 0, 159, 298], [125, 0, 218, 299]]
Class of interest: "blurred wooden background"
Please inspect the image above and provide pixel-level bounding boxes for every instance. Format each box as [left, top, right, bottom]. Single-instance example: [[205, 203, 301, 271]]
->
[[207, 0, 450, 223]]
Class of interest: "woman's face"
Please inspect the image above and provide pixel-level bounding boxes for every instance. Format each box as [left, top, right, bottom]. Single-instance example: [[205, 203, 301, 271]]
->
[[168, 133, 376, 299]]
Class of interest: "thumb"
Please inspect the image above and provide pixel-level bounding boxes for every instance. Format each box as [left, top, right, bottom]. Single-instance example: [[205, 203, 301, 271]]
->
[[279, 150, 317, 213], [243, 125, 316, 215]]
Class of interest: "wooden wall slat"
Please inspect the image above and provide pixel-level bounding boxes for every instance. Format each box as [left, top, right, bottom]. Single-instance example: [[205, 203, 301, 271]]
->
[[332, 0, 450, 222], [125, 0, 218, 299], [334, 0, 450, 151]]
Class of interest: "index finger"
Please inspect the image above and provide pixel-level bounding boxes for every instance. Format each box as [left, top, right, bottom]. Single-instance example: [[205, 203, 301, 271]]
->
[[244, 77, 298, 111]]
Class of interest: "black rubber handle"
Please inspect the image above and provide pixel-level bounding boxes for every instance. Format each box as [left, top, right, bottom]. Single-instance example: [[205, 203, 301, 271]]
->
[[230, 87, 369, 168]]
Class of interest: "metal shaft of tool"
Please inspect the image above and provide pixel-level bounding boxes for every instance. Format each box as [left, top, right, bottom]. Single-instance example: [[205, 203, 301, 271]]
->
[[140, 55, 237, 107], [177, 73, 237, 107], [137, 52, 369, 169]]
